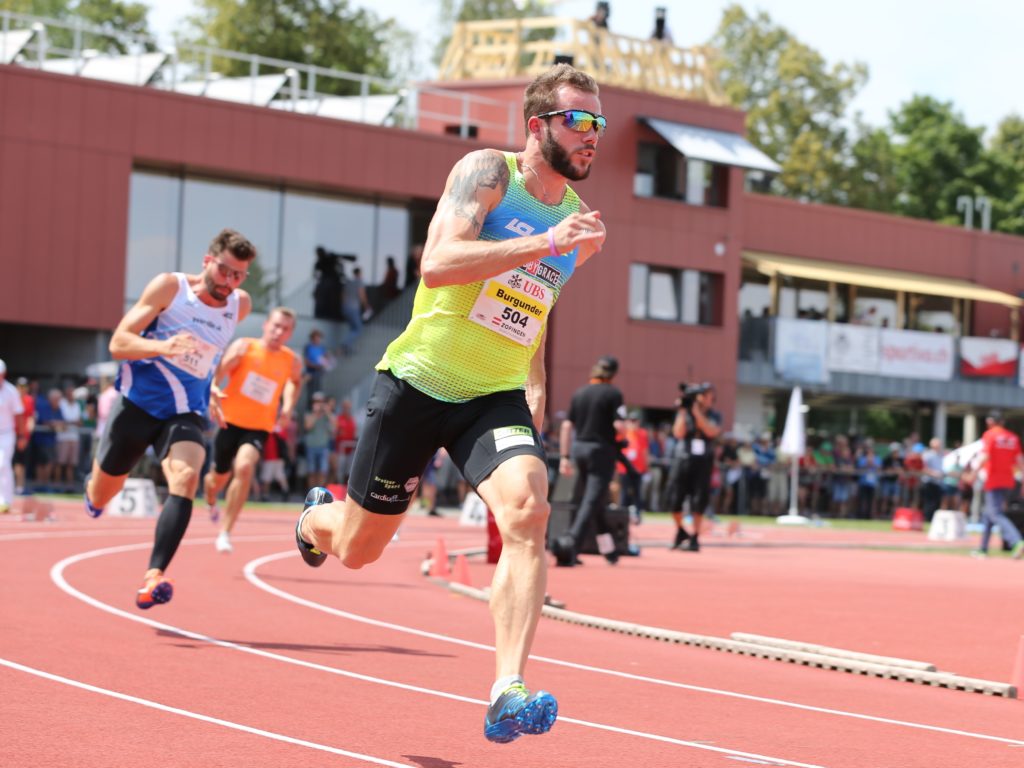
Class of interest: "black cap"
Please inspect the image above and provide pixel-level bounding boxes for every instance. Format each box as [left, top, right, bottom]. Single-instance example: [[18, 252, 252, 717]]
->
[[597, 355, 619, 376], [987, 409, 1005, 424]]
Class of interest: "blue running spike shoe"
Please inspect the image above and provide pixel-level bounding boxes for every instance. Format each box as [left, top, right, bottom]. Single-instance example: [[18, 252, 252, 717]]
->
[[136, 576, 173, 609], [484, 683, 558, 744], [83, 473, 104, 518], [295, 487, 334, 567]]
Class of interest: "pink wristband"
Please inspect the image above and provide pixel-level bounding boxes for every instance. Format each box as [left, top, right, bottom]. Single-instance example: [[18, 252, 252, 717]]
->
[[547, 227, 558, 257]]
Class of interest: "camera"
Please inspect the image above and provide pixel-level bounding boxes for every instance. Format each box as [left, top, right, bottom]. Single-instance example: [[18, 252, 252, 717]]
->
[[677, 381, 710, 409]]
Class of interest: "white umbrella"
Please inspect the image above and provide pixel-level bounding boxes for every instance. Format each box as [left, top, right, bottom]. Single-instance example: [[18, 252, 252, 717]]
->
[[777, 387, 808, 524]]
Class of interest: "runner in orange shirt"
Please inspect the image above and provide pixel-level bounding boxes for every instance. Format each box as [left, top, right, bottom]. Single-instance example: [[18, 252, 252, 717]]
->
[[204, 307, 302, 552]]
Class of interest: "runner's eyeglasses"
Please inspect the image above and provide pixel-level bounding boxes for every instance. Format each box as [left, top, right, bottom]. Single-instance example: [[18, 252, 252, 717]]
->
[[211, 258, 249, 282], [536, 109, 607, 136]]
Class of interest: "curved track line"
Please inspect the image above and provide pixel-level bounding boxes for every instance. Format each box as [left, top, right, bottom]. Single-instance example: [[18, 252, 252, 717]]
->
[[246, 549, 1024, 748], [0, 658, 412, 767], [48, 542, 827, 768]]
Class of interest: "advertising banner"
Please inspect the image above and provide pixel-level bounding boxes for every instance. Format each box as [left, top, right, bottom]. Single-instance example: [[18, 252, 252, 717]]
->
[[959, 336, 1018, 377], [827, 323, 880, 374], [774, 318, 828, 384], [878, 329, 954, 380]]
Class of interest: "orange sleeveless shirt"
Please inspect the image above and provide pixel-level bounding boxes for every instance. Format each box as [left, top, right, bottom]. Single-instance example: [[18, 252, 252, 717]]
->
[[220, 341, 297, 431]]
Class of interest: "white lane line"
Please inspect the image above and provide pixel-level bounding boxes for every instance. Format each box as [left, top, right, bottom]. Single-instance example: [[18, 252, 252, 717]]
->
[[51, 543, 826, 768], [246, 549, 1024, 748], [0, 658, 413, 767]]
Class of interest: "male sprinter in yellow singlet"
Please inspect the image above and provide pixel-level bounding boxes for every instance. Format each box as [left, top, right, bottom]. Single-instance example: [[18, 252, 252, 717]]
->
[[294, 63, 607, 743], [204, 306, 302, 553]]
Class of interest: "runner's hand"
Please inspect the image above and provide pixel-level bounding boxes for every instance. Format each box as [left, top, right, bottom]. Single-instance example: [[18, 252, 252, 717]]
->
[[161, 332, 198, 358], [552, 211, 605, 266]]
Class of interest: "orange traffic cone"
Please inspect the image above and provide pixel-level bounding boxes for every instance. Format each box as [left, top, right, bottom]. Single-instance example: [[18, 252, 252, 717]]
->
[[429, 538, 450, 578], [1011, 635, 1024, 698], [452, 553, 472, 587]]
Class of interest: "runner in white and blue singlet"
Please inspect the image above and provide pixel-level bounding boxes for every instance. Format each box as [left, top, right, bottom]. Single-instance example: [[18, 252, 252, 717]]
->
[[85, 229, 254, 610]]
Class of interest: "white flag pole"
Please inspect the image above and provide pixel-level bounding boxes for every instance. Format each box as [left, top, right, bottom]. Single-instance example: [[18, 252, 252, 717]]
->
[[777, 386, 809, 525]]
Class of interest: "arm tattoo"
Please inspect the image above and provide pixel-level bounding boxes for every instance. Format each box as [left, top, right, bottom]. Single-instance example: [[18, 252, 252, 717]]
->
[[447, 152, 510, 237]]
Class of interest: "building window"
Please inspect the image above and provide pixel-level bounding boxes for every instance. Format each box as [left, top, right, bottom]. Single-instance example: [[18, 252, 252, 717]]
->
[[635, 143, 729, 208], [181, 177, 283, 313], [126, 170, 412, 319], [629, 264, 722, 326], [125, 171, 182, 301]]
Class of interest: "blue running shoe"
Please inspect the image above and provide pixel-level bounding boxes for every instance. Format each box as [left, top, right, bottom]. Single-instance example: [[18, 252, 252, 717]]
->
[[136, 576, 173, 609], [83, 474, 104, 518], [295, 487, 333, 567], [484, 683, 558, 743]]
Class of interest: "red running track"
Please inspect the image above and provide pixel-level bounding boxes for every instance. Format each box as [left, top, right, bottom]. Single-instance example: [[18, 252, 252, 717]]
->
[[1, 503, 1023, 767]]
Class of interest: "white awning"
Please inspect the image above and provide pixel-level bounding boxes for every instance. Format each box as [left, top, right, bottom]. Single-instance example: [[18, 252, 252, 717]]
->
[[0, 30, 33, 65], [41, 52, 167, 86], [642, 116, 781, 173], [744, 250, 1024, 308], [171, 74, 288, 107]]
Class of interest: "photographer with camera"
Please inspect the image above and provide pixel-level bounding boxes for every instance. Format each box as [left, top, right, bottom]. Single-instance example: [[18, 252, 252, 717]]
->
[[555, 355, 627, 566], [667, 381, 722, 552]]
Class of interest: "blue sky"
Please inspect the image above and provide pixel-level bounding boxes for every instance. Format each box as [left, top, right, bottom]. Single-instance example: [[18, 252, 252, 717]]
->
[[144, 0, 1024, 136]]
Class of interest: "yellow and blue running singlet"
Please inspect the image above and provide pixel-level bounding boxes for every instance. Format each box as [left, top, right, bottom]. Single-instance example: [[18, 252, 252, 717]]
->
[[379, 152, 582, 402]]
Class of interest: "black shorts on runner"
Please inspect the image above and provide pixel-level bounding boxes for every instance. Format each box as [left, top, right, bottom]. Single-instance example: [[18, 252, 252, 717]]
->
[[348, 370, 545, 515], [212, 424, 269, 474], [96, 395, 207, 476]]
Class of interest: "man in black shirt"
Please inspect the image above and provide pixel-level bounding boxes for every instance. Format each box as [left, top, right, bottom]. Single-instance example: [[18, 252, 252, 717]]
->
[[556, 355, 626, 565], [668, 382, 722, 552]]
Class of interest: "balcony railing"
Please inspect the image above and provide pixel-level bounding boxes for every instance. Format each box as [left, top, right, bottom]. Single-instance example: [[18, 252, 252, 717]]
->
[[739, 316, 1024, 409], [438, 16, 726, 105]]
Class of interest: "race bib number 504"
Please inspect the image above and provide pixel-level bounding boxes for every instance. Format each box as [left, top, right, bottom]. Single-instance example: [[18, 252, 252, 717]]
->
[[468, 269, 553, 346]]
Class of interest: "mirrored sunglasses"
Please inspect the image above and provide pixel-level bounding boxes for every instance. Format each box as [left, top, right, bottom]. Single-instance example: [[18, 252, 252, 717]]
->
[[536, 109, 607, 135]]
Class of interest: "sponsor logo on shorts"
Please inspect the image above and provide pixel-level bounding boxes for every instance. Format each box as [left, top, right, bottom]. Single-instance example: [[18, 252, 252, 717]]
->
[[405, 477, 420, 493], [494, 425, 535, 453], [374, 476, 401, 491], [370, 492, 402, 503]]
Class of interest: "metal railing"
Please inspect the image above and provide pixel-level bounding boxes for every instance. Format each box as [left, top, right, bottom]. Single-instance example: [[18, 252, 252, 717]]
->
[[1, 10, 519, 143]]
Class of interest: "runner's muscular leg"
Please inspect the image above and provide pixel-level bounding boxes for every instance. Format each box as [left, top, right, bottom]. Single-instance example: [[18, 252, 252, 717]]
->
[[86, 458, 129, 508], [301, 497, 404, 569], [222, 443, 260, 533], [161, 440, 205, 498], [204, 469, 231, 505], [475, 453, 550, 679]]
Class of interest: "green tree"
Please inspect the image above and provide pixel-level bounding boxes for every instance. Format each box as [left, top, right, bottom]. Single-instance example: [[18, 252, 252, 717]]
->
[[841, 121, 898, 212], [708, 4, 867, 203], [1, 0, 153, 52], [185, 0, 396, 96], [987, 114, 1024, 234], [885, 95, 991, 225]]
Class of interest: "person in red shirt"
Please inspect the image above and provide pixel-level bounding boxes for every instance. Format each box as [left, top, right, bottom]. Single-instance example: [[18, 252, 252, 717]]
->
[[617, 411, 649, 523], [334, 398, 358, 485], [976, 410, 1024, 558], [12, 377, 35, 496]]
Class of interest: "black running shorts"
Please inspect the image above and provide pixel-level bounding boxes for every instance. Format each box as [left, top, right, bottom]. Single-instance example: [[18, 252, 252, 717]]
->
[[96, 396, 207, 476], [348, 370, 545, 515], [212, 424, 269, 474]]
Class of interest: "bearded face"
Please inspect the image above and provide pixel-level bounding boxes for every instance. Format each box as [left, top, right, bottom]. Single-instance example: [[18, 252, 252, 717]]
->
[[540, 126, 593, 182]]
